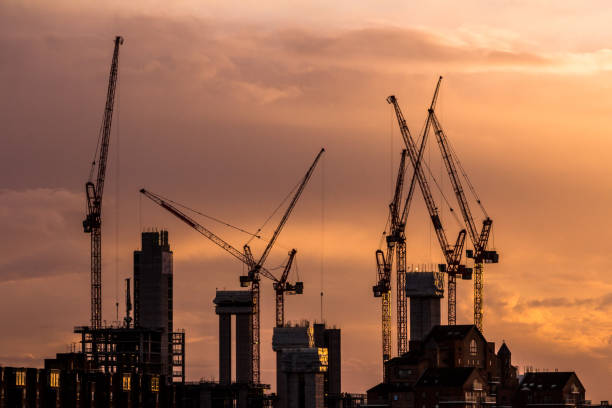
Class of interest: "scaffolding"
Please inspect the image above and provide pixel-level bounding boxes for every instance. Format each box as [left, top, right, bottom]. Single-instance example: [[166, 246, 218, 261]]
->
[[74, 325, 185, 382]]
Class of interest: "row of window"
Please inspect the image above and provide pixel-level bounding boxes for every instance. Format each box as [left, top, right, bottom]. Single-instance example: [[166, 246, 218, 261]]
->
[[12, 370, 158, 393], [14, 370, 59, 388]]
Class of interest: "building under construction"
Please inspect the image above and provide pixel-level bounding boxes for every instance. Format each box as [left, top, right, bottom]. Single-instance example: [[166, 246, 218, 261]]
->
[[47, 231, 186, 385]]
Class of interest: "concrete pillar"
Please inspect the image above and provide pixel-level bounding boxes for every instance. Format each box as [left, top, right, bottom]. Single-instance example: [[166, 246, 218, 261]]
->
[[235, 314, 253, 384], [276, 351, 287, 407], [218, 313, 232, 385]]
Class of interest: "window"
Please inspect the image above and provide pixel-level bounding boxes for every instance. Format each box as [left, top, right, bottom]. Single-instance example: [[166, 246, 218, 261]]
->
[[122, 374, 131, 391], [151, 376, 160, 392], [16, 369, 26, 386], [469, 339, 477, 356], [49, 370, 60, 388]]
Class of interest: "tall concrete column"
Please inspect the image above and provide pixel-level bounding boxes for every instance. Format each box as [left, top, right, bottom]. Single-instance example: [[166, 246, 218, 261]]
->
[[406, 271, 443, 341], [235, 313, 253, 384], [218, 313, 232, 385], [213, 291, 253, 385]]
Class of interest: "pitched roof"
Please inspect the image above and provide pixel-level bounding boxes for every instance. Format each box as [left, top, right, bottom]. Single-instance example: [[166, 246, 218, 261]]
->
[[498, 342, 511, 356], [424, 325, 484, 343], [520, 372, 581, 391], [367, 382, 413, 394], [387, 349, 422, 365], [415, 367, 477, 388]]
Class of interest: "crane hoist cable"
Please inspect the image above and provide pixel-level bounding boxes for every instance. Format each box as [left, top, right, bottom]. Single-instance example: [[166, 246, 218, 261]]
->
[[151, 191, 262, 239], [246, 178, 301, 246]]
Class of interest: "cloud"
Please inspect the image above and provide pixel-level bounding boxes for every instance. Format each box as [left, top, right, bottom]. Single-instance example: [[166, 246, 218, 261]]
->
[[0, 189, 87, 282], [2, 1, 612, 401]]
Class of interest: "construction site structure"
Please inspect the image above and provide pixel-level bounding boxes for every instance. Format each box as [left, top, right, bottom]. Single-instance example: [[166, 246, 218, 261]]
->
[[272, 322, 329, 408], [426, 76, 499, 332], [313, 323, 342, 408], [134, 230, 185, 383], [405, 265, 444, 342], [72, 230, 185, 383], [240, 148, 324, 383], [214, 290, 256, 385], [83, 35, 123, 330], [274, 249, 302, 328], [387, 81, 470, 327], [374, 113, 431, 368]]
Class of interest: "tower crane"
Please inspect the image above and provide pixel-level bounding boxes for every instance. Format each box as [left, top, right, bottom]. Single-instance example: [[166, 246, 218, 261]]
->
[[140, 189, 299, 380], [374, 121, 428, 364], [140, 148, 323, 383], [373, 150, 407, 363], [387, 79, 469, 326], [427, 77, 499, 332], [83, 36, 123, 329], [241, 148, 325, 383], [274, 249, 302, 328]]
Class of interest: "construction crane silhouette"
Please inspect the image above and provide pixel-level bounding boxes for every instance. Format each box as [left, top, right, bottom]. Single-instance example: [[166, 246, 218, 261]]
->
[[387, 79, 470, 327], [83, 36, 123, 329], [239, 148, 324, 383], [140, 147, 323, 383], [374, 122, 428, 365], [274, 249, 301, 328], [373, 151, 407, 364], [140, 189, 294, 381], [427, 77, 499, 331]]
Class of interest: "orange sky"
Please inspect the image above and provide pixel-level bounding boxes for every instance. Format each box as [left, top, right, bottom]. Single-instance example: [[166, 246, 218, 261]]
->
[[1, 0, 611, 402]]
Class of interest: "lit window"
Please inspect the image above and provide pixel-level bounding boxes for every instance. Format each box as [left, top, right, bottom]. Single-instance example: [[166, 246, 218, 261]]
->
[[16, 369, 26, 387], [122, 374, 131, 391], [470, 339, 477, 356], [50, 370, 60, 388], [151, 376, 160, 392]]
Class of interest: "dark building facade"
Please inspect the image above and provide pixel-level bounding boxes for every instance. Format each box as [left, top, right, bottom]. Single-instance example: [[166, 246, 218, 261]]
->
[[516, 372, 586, 408], [314, 323, 342, 407], [367, 325, 519, 407], [134, 230, 174, 380], [0, 365, 172, 408]]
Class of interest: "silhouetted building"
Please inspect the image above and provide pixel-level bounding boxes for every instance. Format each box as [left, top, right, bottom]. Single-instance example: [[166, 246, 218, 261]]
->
[[367, 325, 519, 407], [0, 365, 172, 408], [66, 230, 185, 384], [415, 367, 493, 407], [134, 230, 174, 380], [405, 270, 444, 341], [213, 290, 254, 386], [517, 371, 586, 408], [314, 323, 342, 408]]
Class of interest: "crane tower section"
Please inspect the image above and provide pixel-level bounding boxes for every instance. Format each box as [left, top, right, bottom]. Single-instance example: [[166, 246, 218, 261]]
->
[[83, 36, 123, 329]]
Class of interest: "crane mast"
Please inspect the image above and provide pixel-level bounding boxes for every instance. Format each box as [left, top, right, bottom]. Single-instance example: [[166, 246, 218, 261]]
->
[[387, 84, 468, 326], [83, 36, 123, 330], [427, 79, 498, 331], [374, 150, 407, 363], [374, 120, 428, 365]]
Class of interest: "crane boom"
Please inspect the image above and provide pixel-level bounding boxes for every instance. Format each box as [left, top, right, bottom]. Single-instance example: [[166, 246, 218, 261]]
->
[[139, 189, 280, 283], [254, 148, 325, 269], [83, 35, 123, 330]]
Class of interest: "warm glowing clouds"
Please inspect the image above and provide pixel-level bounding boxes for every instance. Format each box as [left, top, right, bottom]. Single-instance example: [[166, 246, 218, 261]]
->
[[1, 0, 612, 402]]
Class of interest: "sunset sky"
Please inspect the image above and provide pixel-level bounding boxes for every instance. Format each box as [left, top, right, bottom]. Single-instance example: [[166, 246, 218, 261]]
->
[[1, 0, 612, 402]]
